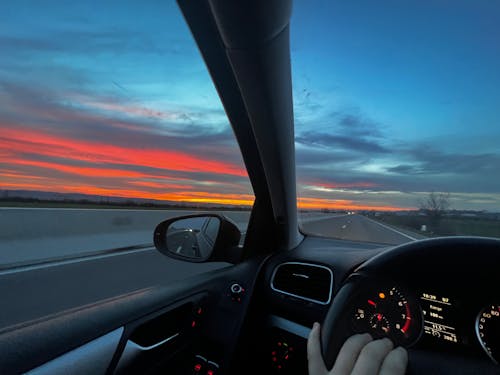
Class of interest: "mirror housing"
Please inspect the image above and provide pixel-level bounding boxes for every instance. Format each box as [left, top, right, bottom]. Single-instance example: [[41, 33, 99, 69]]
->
[[153, 214, 242, 263]]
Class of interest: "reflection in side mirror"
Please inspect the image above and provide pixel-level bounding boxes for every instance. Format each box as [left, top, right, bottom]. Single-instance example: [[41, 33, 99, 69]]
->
[[166, 217, 220, 260], [154, 214, 241, 263]]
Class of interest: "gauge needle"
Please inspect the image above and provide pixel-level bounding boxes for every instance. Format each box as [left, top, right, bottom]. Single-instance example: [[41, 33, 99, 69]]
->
[[368, 299, 377, 307]]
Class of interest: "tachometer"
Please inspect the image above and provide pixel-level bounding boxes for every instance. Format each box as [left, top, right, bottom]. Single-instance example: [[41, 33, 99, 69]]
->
[[476, 304, 500, 364], [352, 286, 422, 346]]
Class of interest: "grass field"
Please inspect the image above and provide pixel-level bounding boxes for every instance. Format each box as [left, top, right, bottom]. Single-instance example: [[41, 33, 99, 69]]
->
[[376, 213, 500, 238]]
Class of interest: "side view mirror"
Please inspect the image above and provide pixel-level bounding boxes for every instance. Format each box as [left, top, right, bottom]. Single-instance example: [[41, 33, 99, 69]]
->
[[153, 214, 242, 263]]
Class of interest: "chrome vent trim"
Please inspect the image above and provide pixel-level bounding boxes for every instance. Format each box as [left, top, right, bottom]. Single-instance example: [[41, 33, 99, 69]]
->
[[270, 262, 333, 305]]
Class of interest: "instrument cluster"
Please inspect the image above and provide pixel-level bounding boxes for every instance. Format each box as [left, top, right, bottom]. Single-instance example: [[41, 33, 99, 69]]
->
[[350, 284, 500, 365]]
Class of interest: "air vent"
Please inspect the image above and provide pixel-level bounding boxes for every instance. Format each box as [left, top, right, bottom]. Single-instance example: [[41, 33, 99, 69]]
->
[[271, 262, 333, 305]]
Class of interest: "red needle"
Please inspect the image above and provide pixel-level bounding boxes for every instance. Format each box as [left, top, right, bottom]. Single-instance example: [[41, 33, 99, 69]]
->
[[368, 299, 377, 307], [377, 313, 382, 321]]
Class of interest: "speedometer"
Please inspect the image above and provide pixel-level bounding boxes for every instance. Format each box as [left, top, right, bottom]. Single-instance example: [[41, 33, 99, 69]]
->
[[476, 304, 500, 364], [352, 286, 422, 346]]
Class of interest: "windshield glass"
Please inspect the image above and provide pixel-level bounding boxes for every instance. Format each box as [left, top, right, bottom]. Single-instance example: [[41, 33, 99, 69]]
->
[[0, 1, 253, 267], [293, 1, 500, 244]]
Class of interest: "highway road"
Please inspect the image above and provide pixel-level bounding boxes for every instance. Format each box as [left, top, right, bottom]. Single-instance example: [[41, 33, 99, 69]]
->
[[0, 208, 250, 267], [301, 213, 425, 244], [0, 209, 424, 267], [0, 209, 425, 330]]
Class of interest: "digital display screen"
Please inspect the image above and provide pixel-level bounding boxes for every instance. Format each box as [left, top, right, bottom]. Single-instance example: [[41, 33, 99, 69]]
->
[[420, 292, 459, 343]]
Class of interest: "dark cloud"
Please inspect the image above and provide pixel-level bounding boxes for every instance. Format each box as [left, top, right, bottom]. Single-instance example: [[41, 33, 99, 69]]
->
[[295, 129, 500, 198], [292, 103, 500, 202], [386, 164, 419, 174], [337, 113, 383, 138], [295, 147, 361, 166], [401, 147, 500, 175], [295, 108, 389, 158], [296, 131, 389, 154]]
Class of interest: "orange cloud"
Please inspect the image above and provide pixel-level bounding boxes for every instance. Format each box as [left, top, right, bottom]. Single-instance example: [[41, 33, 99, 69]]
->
[[4, 157, 183, 181], [0, 126, 247, 177], [0, 124, 254, 206], [298, 197, 407, 211], [128, 180, 191, 190], [1, 126, 409, 210]]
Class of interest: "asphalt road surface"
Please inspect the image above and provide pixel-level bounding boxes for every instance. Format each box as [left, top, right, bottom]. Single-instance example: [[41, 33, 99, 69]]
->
[[0, 247, 230, 329], [0, 210, 425, 330], [0, 208, 250, 267], [301, 214, 425, 245]]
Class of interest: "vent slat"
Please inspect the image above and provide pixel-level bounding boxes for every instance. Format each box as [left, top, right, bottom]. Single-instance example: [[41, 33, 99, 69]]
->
[[271, 262, 333, 304]]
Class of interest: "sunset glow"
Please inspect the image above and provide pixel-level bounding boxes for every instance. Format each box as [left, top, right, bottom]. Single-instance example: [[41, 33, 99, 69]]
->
[[297, 197, 406, 211], [1, 0, 499, 212]]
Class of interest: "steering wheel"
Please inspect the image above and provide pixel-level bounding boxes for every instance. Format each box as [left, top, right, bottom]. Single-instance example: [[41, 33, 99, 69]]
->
[[320, 237, 500, 371]]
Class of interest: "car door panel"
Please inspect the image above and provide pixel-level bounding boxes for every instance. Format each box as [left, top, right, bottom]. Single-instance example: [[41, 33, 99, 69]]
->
[[0, 257, 266, 374], [25, 328, 124, 375]]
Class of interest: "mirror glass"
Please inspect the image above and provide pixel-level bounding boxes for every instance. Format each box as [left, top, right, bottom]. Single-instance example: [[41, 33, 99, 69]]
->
[[166, 216, 220, 259]]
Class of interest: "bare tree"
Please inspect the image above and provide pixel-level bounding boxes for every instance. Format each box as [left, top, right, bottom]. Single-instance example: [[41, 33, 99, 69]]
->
[[419, 191, 451, 218]]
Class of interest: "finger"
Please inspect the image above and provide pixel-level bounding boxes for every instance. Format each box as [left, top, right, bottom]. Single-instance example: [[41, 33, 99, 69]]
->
[[307, 322, 328, 375], [330, 333, 373, 374], [351, 338, 394, 375], [379, 347, 408, 375]]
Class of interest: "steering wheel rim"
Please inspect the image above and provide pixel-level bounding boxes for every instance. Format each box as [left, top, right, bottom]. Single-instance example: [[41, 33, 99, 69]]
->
[[320, 236, 500, 370]]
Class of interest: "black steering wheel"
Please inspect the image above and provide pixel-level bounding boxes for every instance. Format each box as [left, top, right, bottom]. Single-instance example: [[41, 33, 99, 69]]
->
[[320, 237, 500, 371]]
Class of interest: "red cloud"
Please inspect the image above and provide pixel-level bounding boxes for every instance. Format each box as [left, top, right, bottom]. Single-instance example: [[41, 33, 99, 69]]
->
[[0, 126, 247, 177]]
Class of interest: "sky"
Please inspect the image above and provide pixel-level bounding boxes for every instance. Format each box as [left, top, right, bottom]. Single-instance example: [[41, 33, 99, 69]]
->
[[1, 0, 499, 211]]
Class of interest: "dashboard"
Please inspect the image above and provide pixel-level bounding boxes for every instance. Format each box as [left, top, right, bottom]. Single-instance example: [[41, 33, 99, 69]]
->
[[237, 236, 500, 375]]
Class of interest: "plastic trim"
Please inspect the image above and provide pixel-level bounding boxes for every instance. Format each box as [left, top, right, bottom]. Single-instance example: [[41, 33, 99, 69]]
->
[[25, 327, 124, 375], [269, 315, 311, 339], [270, 261, 334, 305]]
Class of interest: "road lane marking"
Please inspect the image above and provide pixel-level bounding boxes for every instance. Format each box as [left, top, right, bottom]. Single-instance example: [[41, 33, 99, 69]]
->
[[362, 216, 418, 241], [300, 213, 349, 224], [0, 247, 155, 276]]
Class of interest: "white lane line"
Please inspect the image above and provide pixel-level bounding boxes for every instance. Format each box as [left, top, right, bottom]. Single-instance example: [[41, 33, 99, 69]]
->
[[300, 213, 350, 224], [0, 247, 155, 276], [362, 216, 418, 241]]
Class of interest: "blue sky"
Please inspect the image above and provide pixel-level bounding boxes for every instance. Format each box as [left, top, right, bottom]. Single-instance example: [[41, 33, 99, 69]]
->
[[0, 1, 499, 210]]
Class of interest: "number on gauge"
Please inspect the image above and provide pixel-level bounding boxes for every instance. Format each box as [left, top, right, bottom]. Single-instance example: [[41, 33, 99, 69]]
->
[[353, 286, 420, 346], [476, 304, 500, 364]]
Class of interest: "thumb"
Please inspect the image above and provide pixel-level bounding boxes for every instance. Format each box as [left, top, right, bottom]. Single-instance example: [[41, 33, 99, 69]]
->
[[307, 322, 328, 375]]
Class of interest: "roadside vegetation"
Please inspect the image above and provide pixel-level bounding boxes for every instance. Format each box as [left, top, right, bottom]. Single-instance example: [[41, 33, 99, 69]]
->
[[375, 212, 500, 238], [0, 197, 251, 211], [374, 192, 500, 238]]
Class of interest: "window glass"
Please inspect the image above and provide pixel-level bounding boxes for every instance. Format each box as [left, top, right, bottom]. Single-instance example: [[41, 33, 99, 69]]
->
[[204, 218, 220, 244], [0, 1, 253, 266], [293, 1, 500, 244]]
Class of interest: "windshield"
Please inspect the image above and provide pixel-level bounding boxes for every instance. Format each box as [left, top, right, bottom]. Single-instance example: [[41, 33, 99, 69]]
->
[[293, 1, 500, 244], [0, 1, 253, 267]]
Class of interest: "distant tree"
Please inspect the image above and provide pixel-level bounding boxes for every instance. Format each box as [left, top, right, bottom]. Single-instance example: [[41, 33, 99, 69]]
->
[[419, 191, 451, 219]]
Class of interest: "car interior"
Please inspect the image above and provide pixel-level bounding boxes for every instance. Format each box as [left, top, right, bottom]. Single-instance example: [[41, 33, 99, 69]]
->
[[1, 1, 499, 374]]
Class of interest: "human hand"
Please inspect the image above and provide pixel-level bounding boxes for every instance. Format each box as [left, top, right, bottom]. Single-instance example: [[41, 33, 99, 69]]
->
[[307, 322, 408, 375]]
